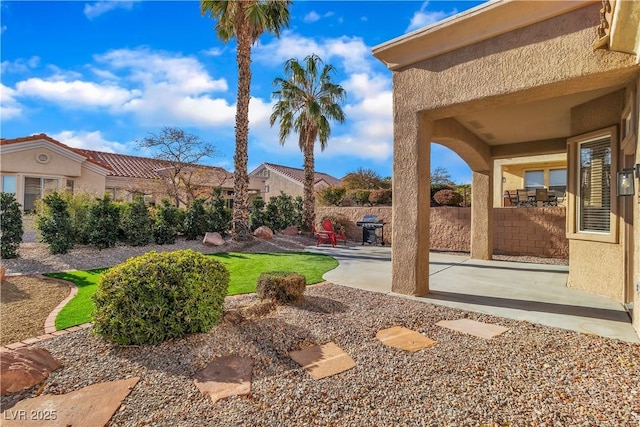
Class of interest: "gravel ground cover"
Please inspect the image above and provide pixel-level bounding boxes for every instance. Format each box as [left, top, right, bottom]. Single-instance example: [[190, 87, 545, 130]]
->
[[3, 235, 634, 426], [0, 276, 69, 345], [2, 284, 639, 426]]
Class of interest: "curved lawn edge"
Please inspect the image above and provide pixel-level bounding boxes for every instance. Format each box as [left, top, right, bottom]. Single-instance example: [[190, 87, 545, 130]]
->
[[44, 252, 338, 330]]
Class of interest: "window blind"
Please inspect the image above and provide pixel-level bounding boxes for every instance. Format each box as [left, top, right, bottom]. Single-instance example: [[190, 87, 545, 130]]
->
[[579, 136, 611, 233]]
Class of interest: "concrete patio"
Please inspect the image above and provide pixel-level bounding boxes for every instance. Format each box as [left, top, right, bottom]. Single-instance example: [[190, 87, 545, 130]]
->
[[306, 244, 639, 344]]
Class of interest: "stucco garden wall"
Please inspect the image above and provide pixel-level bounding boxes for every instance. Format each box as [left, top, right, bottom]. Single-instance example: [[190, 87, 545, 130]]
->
[[316, 206, 568, 258]]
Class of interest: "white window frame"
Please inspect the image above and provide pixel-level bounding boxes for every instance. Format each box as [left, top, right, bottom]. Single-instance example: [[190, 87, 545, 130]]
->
[[2, 175, 17, 194]]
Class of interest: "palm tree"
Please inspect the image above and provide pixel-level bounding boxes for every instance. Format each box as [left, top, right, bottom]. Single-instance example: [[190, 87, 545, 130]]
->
[[270, 54, 346, 232], [201, 0, 291, 240]]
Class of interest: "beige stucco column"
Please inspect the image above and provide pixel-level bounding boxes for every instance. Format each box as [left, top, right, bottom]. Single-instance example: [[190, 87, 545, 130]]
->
[[471, 170, 493, 260], [391, 113, 432, 296]]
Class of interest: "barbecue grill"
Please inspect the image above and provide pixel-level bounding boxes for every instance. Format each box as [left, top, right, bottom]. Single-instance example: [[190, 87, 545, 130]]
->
[[355, 214, 385, 245]]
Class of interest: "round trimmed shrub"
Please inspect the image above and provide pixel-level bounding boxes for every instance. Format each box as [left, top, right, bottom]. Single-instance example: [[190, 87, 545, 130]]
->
[[433, 189, 463, 206], [256, 271, 306, 303], [92, 249, 229, 345]]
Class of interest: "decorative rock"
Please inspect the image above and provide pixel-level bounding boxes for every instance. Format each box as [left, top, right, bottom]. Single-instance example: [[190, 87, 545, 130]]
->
[[0, 348, 61, 395], [376, 326, 437, 352], [289, 342, 355, 380], [0, 377, 139, 427], [203, 232, 225, 246], [253, 226, 273, 240], [194, 356, 254, 403], [281, 226, 299, 236]]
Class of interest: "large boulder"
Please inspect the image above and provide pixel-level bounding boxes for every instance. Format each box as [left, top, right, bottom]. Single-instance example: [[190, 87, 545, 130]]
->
[[203, 232, 225, 246], [1, 348, 62, 395], [281, 226, 299, 236], [253, 226, 273, 240]]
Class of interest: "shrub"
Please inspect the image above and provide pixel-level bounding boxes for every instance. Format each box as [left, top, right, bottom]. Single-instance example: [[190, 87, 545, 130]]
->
[[349, 189, 371, 206], [249, 197, 268, 231], [153, 199, 178, 244], [0, 192, 23, 259], [92, 249, 230, 345], [183, 197, 208, 240], [88, 194, 121, 249], [36, 192, 74, 254], [63, 192, 93, 245], [206, 188, 232, 235], [121, 196, 153, 246], [369, 188, 392, 205], [259, 192, 302, 231], [256, 271, 306, 303], [430, 183, 453, 206], [433, 189, 463, 206], [318, 186, 346, 206]]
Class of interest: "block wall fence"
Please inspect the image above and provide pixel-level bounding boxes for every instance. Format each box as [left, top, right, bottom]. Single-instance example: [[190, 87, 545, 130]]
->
[[316, 206, 568, 259]]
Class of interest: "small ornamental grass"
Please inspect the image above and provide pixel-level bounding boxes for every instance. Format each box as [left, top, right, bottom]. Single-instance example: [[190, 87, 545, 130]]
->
[[92, 249, 229, 345], [256, 271, 306, 303]]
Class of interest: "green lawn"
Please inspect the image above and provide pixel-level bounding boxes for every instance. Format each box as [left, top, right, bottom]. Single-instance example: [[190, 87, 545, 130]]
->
[[45, 252, 338, 330]]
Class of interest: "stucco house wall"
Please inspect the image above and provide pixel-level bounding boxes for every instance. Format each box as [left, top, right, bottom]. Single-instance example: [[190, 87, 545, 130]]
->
[[567, 90, 626, 301], [263, 172, 304, 201]]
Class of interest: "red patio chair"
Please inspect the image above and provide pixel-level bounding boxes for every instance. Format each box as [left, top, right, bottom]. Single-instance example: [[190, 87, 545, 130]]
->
[[321, 219, 347, 245], [312, 225, 335, 247]]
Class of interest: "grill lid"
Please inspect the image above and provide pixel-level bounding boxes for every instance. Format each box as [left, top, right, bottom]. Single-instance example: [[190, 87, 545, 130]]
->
[[362, 214, 378, 223]]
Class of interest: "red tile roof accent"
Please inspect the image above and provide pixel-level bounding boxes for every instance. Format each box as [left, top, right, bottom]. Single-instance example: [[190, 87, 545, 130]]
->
[[262, 163, 342, 187]]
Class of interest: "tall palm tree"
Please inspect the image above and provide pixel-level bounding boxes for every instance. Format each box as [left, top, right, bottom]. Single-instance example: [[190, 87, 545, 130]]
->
[[201, 0, 291, 240], [270, 54, 346, 232]]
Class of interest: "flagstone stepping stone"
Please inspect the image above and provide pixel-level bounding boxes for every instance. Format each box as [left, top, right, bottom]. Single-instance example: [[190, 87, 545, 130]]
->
[[0, 377, 139, 427], [193, 356, 254, 403], [289, 342, 355, 380], [436, 318, 509, 339], [1, 348, 61, 395], [376, 326, 437, 352]]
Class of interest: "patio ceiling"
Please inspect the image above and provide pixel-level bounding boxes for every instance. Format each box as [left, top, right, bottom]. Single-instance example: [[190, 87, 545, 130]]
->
[[454, 85, 622, 146]]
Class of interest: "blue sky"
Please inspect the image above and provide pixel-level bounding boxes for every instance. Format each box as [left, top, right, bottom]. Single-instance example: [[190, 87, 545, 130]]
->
[[1, 0, 485, 183]]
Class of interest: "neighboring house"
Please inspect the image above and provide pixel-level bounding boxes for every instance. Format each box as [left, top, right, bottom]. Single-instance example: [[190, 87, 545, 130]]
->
[[0, 133, 245, 210], [373, 1, 640, 337], [494, 153, 567, 207], [249, 162, 342, 202]]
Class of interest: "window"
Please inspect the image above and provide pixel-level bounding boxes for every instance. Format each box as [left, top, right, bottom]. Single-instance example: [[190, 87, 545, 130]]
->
[[2, 175, 16, 194], [65, 180, 75, 194], [524, 170, 544, 189], [578, 136, 611, 233], [567, 126, 618, 243], [549, 169, 566, 194], [23, 177, 59, 211], [265, 185, 270, 193]]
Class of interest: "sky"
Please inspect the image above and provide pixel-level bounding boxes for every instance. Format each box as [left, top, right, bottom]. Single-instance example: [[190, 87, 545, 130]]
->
[[1, 0, 486, 184]]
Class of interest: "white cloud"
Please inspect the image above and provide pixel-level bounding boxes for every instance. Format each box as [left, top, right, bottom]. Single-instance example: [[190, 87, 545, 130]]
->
[[0, 84, 22, 120], [255, 32, 371, 74], [1, 56, 40, 74], [49, 130, 128, 153], [303, 11, 320, 23], [96, 48, 228, 94], [15, 78, 139, 107], [83, 1, 137, 19], [406, 2, 452, 32], [202, 47, 224, 57]]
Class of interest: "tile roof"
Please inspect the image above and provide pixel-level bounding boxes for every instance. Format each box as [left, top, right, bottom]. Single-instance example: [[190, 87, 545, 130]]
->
[[1, 133, 233, 183], [260, 163, 342, 187]]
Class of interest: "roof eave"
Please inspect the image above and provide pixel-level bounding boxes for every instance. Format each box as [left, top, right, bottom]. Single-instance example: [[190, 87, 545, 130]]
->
[[372, 0, 597, 71]]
